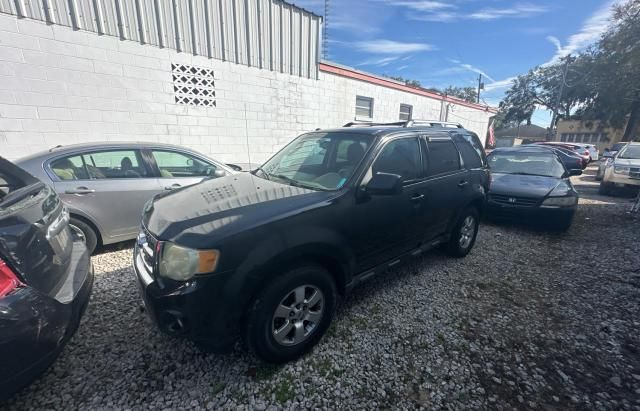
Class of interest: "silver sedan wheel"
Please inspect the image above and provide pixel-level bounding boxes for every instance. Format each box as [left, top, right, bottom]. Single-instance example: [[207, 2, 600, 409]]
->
[[459, 215, 476, 249], [272, 285, 324, 346]]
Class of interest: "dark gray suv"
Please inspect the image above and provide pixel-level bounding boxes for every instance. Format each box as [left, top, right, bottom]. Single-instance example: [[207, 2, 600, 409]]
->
[[135, 120, 490, 363]]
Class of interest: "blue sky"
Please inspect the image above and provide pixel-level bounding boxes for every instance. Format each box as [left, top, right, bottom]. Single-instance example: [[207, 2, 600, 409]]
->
[[292, 0, 616, 126]]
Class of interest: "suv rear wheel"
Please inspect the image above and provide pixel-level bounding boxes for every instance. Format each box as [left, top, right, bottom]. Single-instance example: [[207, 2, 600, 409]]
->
[[245, 265, 336, 363], [445, 207, 479, 257]]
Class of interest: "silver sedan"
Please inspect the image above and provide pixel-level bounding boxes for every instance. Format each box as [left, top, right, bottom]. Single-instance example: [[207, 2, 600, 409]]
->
[[16, 143, 235, 253]]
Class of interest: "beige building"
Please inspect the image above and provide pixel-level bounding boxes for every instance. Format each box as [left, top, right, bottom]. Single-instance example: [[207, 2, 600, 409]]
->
[[554, 120, 625, 151]]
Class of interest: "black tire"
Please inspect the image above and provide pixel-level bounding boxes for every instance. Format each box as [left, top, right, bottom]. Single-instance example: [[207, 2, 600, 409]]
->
[[445, 207, 480, 258], [69, 217, 98, 254], [598, 182, 613, 196], [245, 265, 337, 363]]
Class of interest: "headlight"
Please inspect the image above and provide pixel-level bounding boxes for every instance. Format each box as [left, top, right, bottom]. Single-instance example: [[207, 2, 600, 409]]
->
[[614, 166, 630, 174], [549, 181, 571, 197], [159, 242, 220, 281], [541, 196, 578, 207]]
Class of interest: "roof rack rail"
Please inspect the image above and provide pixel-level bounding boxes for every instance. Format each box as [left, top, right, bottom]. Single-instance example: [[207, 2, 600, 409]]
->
[[408, 120, 463, 128], [343, 121, 408, 127], [342, 120, 464, 129]]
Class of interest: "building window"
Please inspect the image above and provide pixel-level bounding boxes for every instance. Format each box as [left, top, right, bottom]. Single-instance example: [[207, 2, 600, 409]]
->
[[172, 63, 216, 107], [399, 104, 413, 121], [355, 96, 374, 119]]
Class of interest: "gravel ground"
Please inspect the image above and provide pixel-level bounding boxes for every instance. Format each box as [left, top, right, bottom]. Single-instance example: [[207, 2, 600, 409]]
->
[[3, 166, 640, 410]]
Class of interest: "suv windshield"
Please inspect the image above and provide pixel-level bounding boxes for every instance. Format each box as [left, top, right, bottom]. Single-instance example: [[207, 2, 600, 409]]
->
[[618, 145, 640, 159], [488, 152, 566, 178], [256, 132, 371, 190]]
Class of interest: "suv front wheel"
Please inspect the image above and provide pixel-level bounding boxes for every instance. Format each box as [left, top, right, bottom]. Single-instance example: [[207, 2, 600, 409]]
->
[[445, 207, 479, 257], [245, 265, 337, 363]]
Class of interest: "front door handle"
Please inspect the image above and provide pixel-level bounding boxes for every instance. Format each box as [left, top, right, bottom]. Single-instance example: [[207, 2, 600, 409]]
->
[[458, 181, 469, 188], [410, 193, 425, 202], [164, 184, 181, 190], [65, 187, 95, 195]]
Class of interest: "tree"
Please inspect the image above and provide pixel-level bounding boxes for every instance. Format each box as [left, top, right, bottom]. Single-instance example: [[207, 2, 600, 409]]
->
[[387, 75, 422, 88], [498, 73, 538, 125], [498, 0, 640, 141], [575, 0, 640, 141], [441, 86, 478, 103]]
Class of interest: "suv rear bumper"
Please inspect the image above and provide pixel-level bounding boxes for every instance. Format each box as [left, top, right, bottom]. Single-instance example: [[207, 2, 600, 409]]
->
[[0, 239, 93, 400]]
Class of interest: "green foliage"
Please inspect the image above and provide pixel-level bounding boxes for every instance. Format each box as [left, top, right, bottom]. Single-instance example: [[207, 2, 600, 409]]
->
[[387, 75, 422, 88], [498, 0, 640, 139], [442, 86, 478, 104]]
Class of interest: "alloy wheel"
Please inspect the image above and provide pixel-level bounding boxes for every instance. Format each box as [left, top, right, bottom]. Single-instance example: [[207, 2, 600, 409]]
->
[[271, 285, 324, 346], [459, 215, 476, 249]]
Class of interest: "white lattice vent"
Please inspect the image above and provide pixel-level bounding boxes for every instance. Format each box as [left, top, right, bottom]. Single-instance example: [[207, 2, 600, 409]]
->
[[172, 63, 216, 107]]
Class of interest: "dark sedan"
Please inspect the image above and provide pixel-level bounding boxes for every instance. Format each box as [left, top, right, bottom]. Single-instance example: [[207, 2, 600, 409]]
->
[[486, 147, 581, 230], [0, 158, 93, 400]]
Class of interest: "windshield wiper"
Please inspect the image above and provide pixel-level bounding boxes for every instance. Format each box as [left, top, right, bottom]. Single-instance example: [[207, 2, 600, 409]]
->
[[253, 166, 270, 180], [270, 174, 325, 191]]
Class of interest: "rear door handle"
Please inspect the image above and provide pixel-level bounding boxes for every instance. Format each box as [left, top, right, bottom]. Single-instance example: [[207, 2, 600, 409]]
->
[[458, 181, 469, 188], [164, 184, 181, 190], [410, 193, 425, 202], [65, 187, 95, 195]]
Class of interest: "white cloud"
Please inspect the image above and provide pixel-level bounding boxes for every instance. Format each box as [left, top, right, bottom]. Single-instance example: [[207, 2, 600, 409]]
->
[[357, 56, 401, 67], [483, 76, 517, 92], [382, 0, 453, 12], [353, 39, 435, 54], [544, 1, 615, 65], [546, 35, 562, 53], [467, 4, 547, 21], [397, 65, 409, 71], [460, 63, 495, 82]]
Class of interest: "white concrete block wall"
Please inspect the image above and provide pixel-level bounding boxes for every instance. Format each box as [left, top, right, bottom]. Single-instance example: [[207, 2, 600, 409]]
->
[[0, 14, 494, 163]]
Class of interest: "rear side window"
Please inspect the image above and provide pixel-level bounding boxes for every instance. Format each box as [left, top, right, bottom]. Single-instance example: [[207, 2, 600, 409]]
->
[[453, 133, 486, 169], [50, 150, 149, 180], [427, 140, 461, 176]]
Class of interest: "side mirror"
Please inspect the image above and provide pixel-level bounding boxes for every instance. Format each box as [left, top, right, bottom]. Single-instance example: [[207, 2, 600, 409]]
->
[[569, 169, 582, 176], [365, 172, 403, 195], [226, 163, 243, 171]]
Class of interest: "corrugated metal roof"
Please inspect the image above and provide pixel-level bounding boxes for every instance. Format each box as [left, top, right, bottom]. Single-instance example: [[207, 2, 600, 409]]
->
[[0, 0, 321, 78]]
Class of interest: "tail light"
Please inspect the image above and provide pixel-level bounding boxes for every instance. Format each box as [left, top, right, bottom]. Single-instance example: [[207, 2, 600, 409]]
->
[[584, 150, 590, 156], [0, 259, 23, 297]]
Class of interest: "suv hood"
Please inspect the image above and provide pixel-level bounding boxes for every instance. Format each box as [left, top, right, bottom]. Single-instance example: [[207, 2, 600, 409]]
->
[[143, 172, 335, 244], [490, 173, 562, 198], [614, 158, 640, 167]]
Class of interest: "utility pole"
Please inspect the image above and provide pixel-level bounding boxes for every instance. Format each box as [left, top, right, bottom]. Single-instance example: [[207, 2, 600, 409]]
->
[[477, 74, 483, 104], [548, 55, 571, 141]]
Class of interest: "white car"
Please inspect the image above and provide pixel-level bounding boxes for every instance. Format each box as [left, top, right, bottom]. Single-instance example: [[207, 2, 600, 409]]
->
[[573, 143, 599, 161], [599, 143, 640, 195]]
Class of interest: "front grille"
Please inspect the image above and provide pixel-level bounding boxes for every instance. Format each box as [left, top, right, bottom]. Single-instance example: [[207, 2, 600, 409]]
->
[[630, 167, 640, 179], [489, 194, 539, 207], [136, 226, 158, 279]]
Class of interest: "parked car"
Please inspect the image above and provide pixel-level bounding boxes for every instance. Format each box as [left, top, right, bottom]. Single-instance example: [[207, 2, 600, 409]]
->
[[535, 142, 592, 163], [486, 146, 581, 230], [599, 142, 640, 195], [597, 143, 629, 180], [134, 121, 490, 363], [0, 158, 93, 400], [16, 143, 237, 254], [542, 145, 587, 170]]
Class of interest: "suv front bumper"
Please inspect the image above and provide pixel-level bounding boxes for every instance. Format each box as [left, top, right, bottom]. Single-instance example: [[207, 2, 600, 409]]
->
[[133, 244, 238, 352]]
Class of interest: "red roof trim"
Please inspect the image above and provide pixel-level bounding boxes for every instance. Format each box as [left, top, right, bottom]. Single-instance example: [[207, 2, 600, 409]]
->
[[319, 62, 498, 114]]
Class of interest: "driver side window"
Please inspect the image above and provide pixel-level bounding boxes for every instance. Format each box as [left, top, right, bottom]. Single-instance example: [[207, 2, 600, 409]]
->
[[152, 150, 217, 178], [372, 138, 422, 182]]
